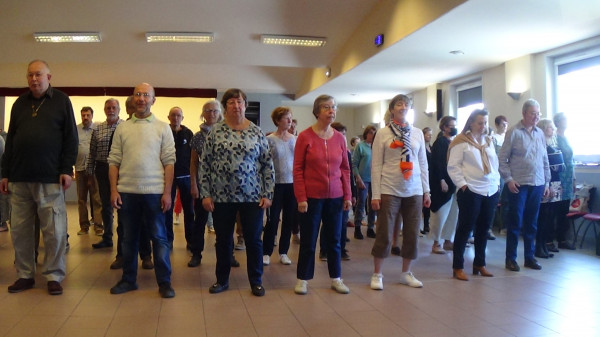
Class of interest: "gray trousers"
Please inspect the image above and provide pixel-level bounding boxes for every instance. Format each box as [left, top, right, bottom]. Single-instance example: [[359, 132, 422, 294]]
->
[[9, 182, 67, 282]]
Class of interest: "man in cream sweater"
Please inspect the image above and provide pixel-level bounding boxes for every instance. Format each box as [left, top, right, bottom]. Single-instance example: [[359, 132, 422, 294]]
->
[[107, 83, 176, 298]]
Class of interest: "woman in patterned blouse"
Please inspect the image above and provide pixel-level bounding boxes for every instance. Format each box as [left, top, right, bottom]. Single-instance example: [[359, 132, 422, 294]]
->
[[199, 89, 274, 297]]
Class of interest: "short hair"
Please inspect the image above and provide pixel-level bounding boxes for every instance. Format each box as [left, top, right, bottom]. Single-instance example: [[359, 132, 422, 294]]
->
[[271, 106, 291, 126], [461, 109, 489, 135], [522, 98, 540, 114], [312, 95, 335, 118], [28, 59, 50, 72], [437, 115, 457, 139], [202, 99, 224, 122], [81, 106, 94, 115], [350, 136, 360, 146], [125, 96, 134, 109], [331, 122, 346, 133], [105, 98, 120, 107], [362, 125, 377, 140], [388, 94, 412, 112], [494, 115, 507, 126], [537, 118, 556, 132], [292, 119, 298, 124], [169, 106, 183, 114], [221, 88, 248, 108], [553, 112, 566, 126], [422, 126, 432, 134]]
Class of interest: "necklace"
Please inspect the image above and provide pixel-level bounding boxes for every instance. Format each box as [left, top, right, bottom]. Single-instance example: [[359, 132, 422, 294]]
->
[[31, 97, 47, 117]]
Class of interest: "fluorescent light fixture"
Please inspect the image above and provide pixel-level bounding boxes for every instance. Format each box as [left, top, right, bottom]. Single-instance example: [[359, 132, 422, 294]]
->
[[260, 34, 326, 47], [33, 32, 101, 43], [145, 32, 214, 43]]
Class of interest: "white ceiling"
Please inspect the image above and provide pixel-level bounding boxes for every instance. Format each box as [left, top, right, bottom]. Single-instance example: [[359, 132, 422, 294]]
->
[[1, 0, 600, 107]]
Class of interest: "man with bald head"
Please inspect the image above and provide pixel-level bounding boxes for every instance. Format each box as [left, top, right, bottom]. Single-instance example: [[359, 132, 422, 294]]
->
[[108, 83, 176, 298], [165, 106, 194, 255], [1, 60, 78, 295]]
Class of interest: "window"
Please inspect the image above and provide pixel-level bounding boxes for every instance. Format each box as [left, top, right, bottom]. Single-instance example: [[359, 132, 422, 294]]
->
[[456, 82, 483, 130], [555, 52, 600, 162]]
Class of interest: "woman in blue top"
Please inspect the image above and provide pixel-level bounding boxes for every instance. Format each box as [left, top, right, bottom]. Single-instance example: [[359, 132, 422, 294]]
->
[[352, 125, 377, 239]]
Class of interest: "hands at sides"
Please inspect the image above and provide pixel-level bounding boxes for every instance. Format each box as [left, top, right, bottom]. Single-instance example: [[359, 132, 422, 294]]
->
[[60, 174, 73, 190], [441, 179, 448, 193], [202, 197, 215, 212], [423, 193, 431, 208], [0, 178, 8, 194], [111, 191, 122, 209], [507, 180, 520, 194], [259, 198, 272, 209], [343, 200, 352, 211], [161, 192, 172, 213], [297, 201, 308, 213], [371, 199, 381, 211]]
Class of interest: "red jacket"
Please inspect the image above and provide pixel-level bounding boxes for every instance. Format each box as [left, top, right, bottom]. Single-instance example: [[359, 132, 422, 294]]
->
[[293, 127, 351, 202]]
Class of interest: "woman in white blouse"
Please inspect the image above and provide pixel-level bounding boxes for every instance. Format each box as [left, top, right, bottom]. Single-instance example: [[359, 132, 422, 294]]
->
[[447, 109, 500, 281]]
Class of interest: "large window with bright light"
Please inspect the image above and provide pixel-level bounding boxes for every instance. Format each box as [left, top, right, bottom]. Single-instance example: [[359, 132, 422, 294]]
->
[[555, 53, 600, 163], [456, 83, 484, 130]]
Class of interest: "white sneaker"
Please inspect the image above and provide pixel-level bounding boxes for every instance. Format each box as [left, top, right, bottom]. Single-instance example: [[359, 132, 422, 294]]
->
[[399, 271, 423, 288], [263, 255, 270, 266], [235, 237, 245, 250], [294, 279, 308, 295], [331, 279, 350, 294], [280, 254, 292, 265], [370, 273, 383, 290]]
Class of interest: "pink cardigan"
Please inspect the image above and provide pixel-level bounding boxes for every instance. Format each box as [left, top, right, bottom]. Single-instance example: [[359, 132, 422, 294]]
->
[[293, 127, 351, 202]]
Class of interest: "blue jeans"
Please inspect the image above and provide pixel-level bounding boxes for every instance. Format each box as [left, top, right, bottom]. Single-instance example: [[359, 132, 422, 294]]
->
[[297, 198, 343, 280], [96, 162, 151, 258], [165, 176, 194, 247], [354, 182, 376, 228], [454, 188, 499, 269], [119, 193, 171, 285], [213, 202, 264, 286], [506, 185, 544, 261], [263, 184, 296, 256]]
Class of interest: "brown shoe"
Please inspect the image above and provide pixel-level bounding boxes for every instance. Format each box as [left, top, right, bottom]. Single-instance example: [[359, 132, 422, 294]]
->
[[453, 269, 469, 281], [443, 241, 454, 251], [8, 278, 35, 293], [94, 224, 104, 236], [473, 265, 494, 277], [110, 257, 123, 270], [432, 243, 446, 254], [47, 281, 63, 295], [141, 257, 154, 270]]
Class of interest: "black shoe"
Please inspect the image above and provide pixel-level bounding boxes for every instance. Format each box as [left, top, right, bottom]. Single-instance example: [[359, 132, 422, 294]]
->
[[209, 282, 229, 294], [319, 251, 327, 261], [366, 228, 376, 238], [231, 256, 240, 268], [546, 242, 559, 253], [391, 246, 401, 256], [542, 245, 554, 258], [47, 281, 63, 295], [505, 259, 520, 272], [188, 255, 202, 267], [251, 284, 265, 297], [487, 230, 496, 240], [158, 282, 175, 298], [524, 258, 542, 270], [110, 280, 138, 294], [558, 241, 576, 250], [535, 247, 550, 259], [354, 230, 364, 240], [341, 250, 351, 261], [8, 278, 35, 293], [345, 237, 350, 242], [110, 257, 123, 269], [420, 229, 429, 235], [92, 240, 113, 249]]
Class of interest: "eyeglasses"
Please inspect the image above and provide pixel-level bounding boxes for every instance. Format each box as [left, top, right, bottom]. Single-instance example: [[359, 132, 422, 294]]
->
[[134, 92, 152, 98], [320, 104, 337, 111]]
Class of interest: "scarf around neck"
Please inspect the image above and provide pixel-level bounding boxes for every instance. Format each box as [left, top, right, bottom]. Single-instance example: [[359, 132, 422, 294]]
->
[[389, 121, 413, 180], [448, 132, 492, 175]]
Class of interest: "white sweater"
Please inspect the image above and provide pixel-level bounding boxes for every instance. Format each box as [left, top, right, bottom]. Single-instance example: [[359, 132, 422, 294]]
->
[[371, 125, 430, 199], [108, 114, 176, 194]]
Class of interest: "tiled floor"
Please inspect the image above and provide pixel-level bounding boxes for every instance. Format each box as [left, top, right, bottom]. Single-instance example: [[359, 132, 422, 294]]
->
[[0, 204, 599, 337]]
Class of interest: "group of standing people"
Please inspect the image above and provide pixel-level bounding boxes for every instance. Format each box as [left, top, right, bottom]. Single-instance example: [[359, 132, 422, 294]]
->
[[1, 60, 577, 300]]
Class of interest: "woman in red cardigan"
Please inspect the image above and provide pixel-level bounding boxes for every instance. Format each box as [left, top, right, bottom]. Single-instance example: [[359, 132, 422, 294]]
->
[[293, 94, 352, 295]]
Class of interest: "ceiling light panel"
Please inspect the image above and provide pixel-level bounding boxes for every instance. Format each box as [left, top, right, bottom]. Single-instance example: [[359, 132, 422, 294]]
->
[[146, 32, 214, 43], [261, 35, 326, 47], [33, 32, 101, 43]]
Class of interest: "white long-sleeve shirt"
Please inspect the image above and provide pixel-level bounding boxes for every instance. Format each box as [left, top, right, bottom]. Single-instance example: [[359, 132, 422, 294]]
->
[[447, 135, 500, 197], [371, 125, 429, 199]]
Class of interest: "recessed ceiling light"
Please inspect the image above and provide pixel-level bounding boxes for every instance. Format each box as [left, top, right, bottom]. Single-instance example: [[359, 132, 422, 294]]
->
[[145, 32, 214, 43], [33, 32, 101, 43], [449, 50, 465, 55], [261, 35, 326, 47]]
